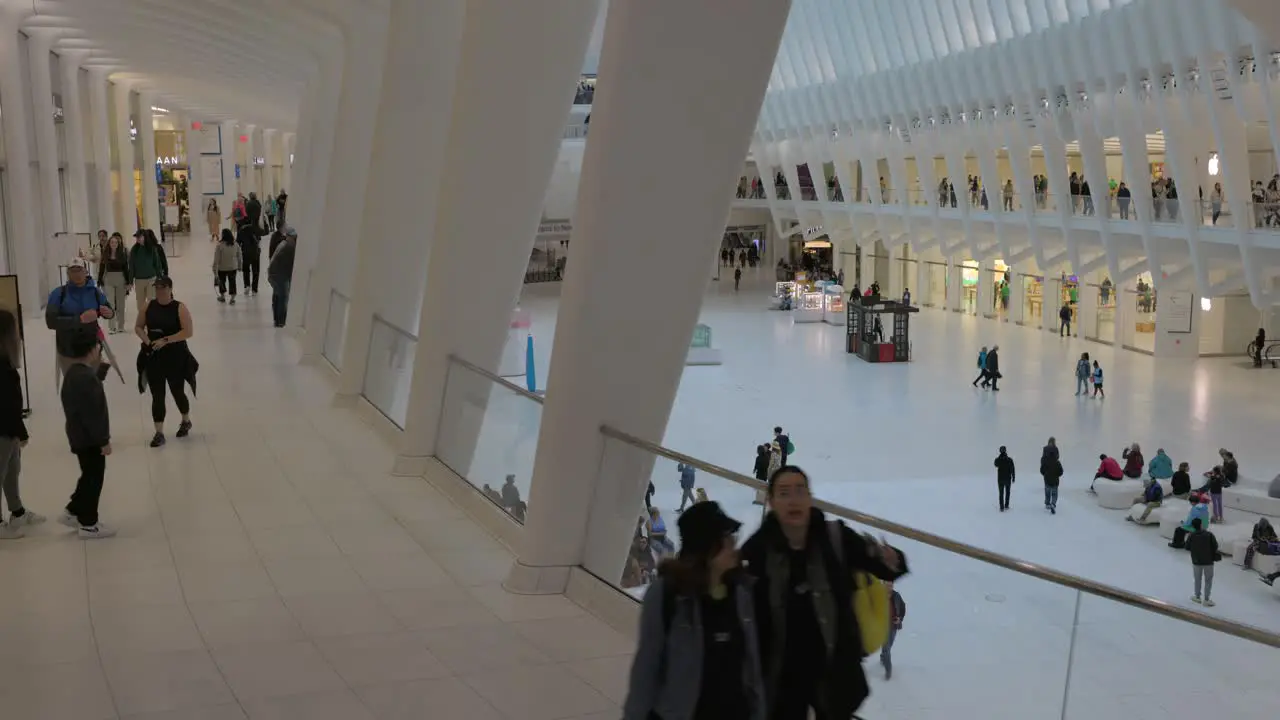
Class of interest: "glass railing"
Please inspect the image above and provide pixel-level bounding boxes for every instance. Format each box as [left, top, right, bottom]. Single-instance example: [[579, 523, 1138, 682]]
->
[[360, 314, 417, 428], [587, 424, 1280, 716], [563, 124, 589, 139], [322, 289, 349, 370], [434, 355, 542, 524]]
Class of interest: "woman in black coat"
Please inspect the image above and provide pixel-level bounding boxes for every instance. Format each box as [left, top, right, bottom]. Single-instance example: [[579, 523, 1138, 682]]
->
[[741, 466, 907, 720], [1041, 438, 1063, 514]]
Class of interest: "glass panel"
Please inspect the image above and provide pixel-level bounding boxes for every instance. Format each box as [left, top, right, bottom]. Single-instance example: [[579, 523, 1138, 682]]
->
[[322, 289, 348, 370], [435, 358, 542, 524], [361, 315, 416, 428], [1063, 594, 1280, 718], [583, 435, 764, 599]]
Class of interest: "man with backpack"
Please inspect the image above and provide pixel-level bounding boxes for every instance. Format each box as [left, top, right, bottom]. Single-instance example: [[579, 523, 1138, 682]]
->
[[47, 259, 115, 387]]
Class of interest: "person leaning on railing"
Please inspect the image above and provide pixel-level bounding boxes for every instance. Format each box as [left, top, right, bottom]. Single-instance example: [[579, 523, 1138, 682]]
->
[[741, 466, 908, 720]]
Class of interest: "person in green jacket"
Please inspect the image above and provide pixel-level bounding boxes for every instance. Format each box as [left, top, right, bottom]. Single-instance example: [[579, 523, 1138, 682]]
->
[[128, 229, 169, 314]]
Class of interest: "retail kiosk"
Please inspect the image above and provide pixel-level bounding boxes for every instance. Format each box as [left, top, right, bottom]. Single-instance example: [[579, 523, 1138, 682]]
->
[[822, 285, 845, 325], [794, 287, 824, 323], [846, 296, 919, 362]]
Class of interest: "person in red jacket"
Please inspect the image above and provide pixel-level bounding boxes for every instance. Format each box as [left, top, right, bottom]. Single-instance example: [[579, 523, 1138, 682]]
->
[[1121, 443, 1144, 478], [1091, 454, 1124, 493]]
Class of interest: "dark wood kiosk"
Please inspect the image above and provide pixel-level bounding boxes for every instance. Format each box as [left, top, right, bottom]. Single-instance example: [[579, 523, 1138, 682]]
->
[[846, 295, 919, 363]]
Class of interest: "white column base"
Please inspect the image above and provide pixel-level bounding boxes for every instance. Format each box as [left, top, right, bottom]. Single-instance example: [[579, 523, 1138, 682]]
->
[[504, 561, 572, 595], [391, 454, 431, 477]]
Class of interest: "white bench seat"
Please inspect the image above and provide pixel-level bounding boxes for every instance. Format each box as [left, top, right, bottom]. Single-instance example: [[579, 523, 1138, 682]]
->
[[1095, 478, 1145, 509], [1222, 484, 1280, 517]]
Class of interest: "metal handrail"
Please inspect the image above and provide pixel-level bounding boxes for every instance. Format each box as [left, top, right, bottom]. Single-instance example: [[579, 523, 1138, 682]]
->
[[448, 354, 544, 405], [599, 424, 1280, 650], [371, 313, 418, 343]]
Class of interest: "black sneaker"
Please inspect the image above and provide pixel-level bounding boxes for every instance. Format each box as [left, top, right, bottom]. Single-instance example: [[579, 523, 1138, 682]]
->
[[176, 421, 192, 438], [149, 432, 166, 448]]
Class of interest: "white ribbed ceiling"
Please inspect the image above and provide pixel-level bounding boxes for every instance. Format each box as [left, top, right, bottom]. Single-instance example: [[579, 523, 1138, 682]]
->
[[15, 0, 364, 130]]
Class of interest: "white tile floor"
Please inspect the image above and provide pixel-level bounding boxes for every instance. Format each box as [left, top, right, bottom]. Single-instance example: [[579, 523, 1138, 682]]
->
[[0, 237, 629, 719]]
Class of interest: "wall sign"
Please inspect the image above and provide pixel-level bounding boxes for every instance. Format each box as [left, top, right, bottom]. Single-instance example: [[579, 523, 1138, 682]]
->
[[200, 157, 224, 195], [1163, 290, 1193, 333]]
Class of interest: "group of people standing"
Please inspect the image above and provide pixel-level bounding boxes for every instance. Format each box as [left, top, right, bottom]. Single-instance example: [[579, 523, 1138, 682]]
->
[[203, 190, 298, 327]]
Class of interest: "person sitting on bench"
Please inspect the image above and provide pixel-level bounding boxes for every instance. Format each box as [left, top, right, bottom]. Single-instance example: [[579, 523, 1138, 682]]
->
[[1169, 493, 1210, 549], [1170, 462, 1192, 499], [1090, 454, 1124, 493], [1128, 477, 1165, 523], [1147, 448, 1173, 480], [1244, 518, 1278, 570], [1121, 443, 1144, 479]]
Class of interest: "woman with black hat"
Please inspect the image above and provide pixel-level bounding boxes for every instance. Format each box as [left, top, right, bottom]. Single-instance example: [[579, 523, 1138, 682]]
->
[[742, 466, 908, 720], [623, 501, 765, 720], [135, 276, 197, 448]]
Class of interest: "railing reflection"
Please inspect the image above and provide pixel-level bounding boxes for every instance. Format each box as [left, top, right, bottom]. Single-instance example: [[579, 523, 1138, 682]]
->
[[361, 315, 416, 428], [322, 289, 350, 371], [434, 356, 541, 525]]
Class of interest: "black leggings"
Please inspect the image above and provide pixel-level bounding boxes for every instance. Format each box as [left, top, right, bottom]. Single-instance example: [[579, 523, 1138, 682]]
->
[[148, 369, 190, 423]]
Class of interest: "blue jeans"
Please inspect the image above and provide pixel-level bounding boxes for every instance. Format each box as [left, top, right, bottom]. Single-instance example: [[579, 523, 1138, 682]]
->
[[269, 278, 290, 326], [1076, 375, 1088, 394], [1044, 486, 1058, 508], [880, 624, 898, 672]]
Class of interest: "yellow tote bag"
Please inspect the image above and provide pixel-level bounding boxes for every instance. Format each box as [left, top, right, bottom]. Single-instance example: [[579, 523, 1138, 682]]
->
[[829, 522, 892, 655], [852, 572, 891, 655]]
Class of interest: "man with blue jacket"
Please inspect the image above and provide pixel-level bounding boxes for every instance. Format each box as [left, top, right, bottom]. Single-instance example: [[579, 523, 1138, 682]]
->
[[47, 258, 113, 384]]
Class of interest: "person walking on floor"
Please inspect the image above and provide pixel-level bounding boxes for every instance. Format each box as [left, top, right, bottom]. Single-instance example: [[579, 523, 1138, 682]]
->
[[135, 277, 198, 448], [734, 266, 742, 292], [1186, 517, 1219, 607], [47, 258, 115, 390], [213, 230, 242, 304], [880, 582, 906, 680], [205, 198, 221, 242], [994, 446, 1015, 511], [56, 330, 114, 539], [1074, 352, 1090, 395], [676, 462, 697, 512], [985, 345, 1001, 391], [129, 229, 169, 314], [742, 466, 907, 720], [622, 502, 765, 720], [267, 227, 298, 328], [973, 346, 989, 388], [97, 233, 131, 334], [237, 221, 262, 295], [1059, 304, 1072, 337], [1092, 360, 1105, 399], [1041, 438, 1062, 514], [0, 310, 41, 539]]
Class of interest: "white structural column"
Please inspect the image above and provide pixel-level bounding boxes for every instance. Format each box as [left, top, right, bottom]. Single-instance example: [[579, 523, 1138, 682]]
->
[[336, 0, 466, 398], [87, 68, 114, 233], [28, 30, 63, 282], [218, 121, 238, 207], [393, 0, 601, 472], [138, 91, 159, 229], [0, 19, 45, 313], [59, 50, 91, 234], [178, 113, 203, 220], [298, 9, 390, 357], [511, 0, 791, 591], [112, 79, 135, 232], [281, 132, 294, 195], [262, 129, 277, 194]]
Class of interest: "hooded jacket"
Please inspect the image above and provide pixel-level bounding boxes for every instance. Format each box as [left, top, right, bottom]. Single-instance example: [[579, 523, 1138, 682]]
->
[[1040, 450, 1063, 488], [1148, 452, 1173, 480], [740, 508, 907, 719], [1122, 448, 1144, 478], [1097, 456, 1123, 479], [1186, 528, 1219, 566]]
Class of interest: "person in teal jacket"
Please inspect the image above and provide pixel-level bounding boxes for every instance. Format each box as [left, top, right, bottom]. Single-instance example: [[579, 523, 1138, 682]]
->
[[1148, 448, 1174, 480]]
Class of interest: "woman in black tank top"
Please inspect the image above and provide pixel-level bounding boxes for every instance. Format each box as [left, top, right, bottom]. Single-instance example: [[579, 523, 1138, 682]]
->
[[134, 276, 196, 448]]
